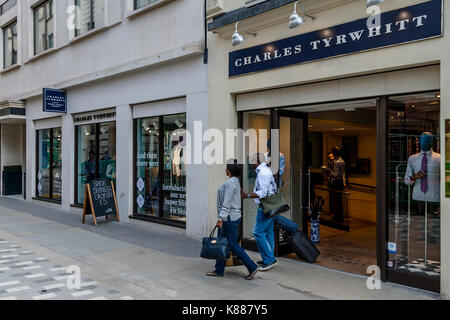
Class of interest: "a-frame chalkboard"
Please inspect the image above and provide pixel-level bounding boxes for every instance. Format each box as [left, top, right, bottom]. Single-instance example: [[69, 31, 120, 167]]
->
[[82, 179, 120, 226]]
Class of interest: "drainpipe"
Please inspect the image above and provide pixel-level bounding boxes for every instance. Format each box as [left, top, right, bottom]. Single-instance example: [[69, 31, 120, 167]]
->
[[203, 0, 208, 64]]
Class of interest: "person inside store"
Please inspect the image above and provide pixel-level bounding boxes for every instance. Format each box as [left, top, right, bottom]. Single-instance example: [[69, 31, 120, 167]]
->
[[242, 153, 279, 271], [106, 154, 116, 183], [206, 160, 259, 280], [84, 151, 96, 183], [321, 147, 346, 223]]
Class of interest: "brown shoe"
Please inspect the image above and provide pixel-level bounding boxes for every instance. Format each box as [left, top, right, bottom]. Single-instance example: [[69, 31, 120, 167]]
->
[[206, 271, 223, 277], [245, 268, 259, 280]]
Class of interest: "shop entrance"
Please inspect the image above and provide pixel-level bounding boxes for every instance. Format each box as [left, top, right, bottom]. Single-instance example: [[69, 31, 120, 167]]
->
[[279, 100, 378, 275]]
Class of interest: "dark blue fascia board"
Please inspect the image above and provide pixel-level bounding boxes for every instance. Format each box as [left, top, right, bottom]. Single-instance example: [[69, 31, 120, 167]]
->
[[0, 107, 25, 117], [208, 0, 297, 31]]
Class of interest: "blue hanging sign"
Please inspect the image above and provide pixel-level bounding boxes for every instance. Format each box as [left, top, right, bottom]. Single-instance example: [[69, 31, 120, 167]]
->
[[229, 0, 442, 77], [43, 88, 67, 113]]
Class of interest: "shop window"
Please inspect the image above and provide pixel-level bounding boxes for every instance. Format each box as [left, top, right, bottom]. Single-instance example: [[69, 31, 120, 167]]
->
[[3, 21, 17, 68], [34, 0, 54, 55], [36, 128, 62, 201], [74, 0, 104, 37], [75, 122, 116, 205], [134, 113, 186, 224], [387, 92, 441, 280], [136, 117, 160, 217]]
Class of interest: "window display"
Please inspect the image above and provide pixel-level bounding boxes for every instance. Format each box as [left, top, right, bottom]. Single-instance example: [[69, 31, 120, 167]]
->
[[134, 113, 186, 223], [387, 92, 441, 280], [136, 117, 160, 217], [76, 122, 116, 205], [162, 114, 186, 221], [36, 128, 62, 201]]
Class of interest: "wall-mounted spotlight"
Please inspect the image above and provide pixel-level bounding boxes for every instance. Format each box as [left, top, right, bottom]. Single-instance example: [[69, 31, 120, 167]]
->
[[232, 21, 257, 46], [367, 0, 383, 7], [289, 1, 315, 29]]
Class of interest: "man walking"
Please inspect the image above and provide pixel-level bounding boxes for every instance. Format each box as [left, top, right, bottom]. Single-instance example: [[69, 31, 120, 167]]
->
[[242, 153, 278, 271]]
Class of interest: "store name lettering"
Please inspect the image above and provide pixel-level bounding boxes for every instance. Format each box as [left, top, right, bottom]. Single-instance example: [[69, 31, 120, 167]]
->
[[74, 112, 116, 123], [229, 0, 442, 77], [233, 15, 428, 68]]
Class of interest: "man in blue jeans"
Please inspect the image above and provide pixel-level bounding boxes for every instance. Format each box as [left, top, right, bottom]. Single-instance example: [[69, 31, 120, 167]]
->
[[242, 153, 279, 271]]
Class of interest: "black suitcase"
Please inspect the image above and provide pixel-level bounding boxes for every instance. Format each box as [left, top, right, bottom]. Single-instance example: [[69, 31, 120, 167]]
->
[[281, 229, 320, 263]]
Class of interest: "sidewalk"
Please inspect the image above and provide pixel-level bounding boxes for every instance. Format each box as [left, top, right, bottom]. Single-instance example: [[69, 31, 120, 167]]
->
[[0, 197, 440, 300]]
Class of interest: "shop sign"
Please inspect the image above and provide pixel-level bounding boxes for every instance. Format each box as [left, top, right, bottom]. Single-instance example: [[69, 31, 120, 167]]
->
[[229, 0, 442, 77], [82, 178, 120, 226], [73, 110, 116, 124], [43, 88, 67, 113]]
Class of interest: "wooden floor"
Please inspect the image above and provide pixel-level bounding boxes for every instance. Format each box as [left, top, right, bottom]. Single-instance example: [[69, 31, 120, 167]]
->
[[285, 218, 377, 276]]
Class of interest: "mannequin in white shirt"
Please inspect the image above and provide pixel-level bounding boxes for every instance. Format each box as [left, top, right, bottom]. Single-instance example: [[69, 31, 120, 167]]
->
[[404, 132, 441, 203], [404, 132, 440, 250]]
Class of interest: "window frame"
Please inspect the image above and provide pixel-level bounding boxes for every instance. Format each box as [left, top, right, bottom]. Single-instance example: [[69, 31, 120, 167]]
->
[[3, 20, 17, 69], [132, 112, 187, 228], [74, 0, 103, 37], [33, 0, 54, 56], [35, 127, 62, 203], [74, 121, 116, 206]]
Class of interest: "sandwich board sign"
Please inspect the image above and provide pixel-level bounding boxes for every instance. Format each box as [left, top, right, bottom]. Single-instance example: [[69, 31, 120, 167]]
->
[[82, 178, 120, 226]]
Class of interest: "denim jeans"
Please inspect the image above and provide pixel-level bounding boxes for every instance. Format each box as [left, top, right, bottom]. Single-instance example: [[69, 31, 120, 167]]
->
[[214, 218, 258, 276], [253, 206, 276, 265]]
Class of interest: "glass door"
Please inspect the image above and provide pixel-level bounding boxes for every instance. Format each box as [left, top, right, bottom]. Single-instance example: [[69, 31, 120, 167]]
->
[[277, 110, 309, 233], [240, 109, 308, 255]]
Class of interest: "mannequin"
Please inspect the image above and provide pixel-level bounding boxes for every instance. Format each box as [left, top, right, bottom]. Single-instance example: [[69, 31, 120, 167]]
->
[[172, 136, 186, 185], [404, 133, 440, 203], [404, 132, 441, 264]]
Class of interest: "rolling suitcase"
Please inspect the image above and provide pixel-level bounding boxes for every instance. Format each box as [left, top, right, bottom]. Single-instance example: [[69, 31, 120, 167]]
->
[[279, 228, 320, 263]]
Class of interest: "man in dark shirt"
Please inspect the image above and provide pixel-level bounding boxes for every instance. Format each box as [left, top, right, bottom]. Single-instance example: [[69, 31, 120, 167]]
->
[[323, 147, 346, 223]]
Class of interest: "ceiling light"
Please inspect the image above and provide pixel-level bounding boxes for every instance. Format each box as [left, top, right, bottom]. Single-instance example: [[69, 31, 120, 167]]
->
[[289, 1, 315, 29], [367, 0, 383, 7], [175, 118, 184, 128]]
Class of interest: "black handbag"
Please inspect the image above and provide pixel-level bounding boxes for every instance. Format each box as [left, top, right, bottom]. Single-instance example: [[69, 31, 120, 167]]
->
[[200, 226, 231, 260]]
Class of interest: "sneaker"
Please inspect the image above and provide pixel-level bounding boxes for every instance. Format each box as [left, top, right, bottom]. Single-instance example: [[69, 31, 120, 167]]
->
[[245, 268, 259, 280], [259, 260, 278, 271], [256, 260, 264, 266]]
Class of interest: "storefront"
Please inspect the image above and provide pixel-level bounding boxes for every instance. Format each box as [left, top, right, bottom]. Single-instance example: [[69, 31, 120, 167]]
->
[[207, 0, 449, 295]]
